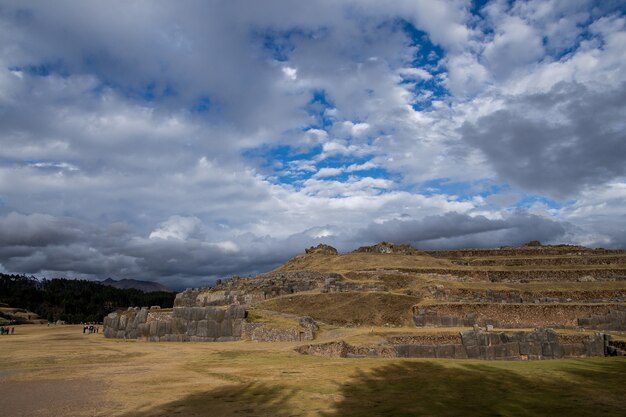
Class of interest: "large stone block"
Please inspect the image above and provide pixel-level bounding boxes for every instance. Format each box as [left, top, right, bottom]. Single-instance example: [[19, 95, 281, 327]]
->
[[232, 319, 243, 337], [461, 330, 478, 346], [453, 344, 468, 359], [414, 345, 436, 358], [186, 320, 198, 336], [561, 343, 586, 357], [136, 308, 148, 323], [504, 342, 520, 357], [436, 344, 456, 358], [149, 320, 159, 337], [207, 319, 219, 338], [196, 320, 208, 337], [220, 319, 232, 337]]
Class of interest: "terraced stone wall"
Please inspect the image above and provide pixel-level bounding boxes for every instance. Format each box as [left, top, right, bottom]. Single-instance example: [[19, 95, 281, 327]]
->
[[453, 256, 626, 267], [427, 287, 626, 304], [175, 271, 341, 307], [241, 317, 318, 342], [424, 248, 625, 258], [577, 306, 626, 330], [406, 268, 626, 282], [296, 329, 608, 360], [413, 304, 626, 329]]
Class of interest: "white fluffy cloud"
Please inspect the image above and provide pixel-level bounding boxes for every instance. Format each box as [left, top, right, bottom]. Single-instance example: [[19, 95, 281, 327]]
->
[[0, 1, 624, 288]]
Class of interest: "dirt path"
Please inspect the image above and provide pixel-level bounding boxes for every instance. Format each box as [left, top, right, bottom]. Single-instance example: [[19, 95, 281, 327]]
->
[[1, 377, 104, 417]]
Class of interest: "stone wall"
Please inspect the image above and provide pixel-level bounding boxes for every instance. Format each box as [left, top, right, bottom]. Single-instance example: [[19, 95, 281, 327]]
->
[[577, 306, 626, 330], [427, 286, 626, 304], [175, 271, 341, 307], [321, 276, 386, 293], [241, 316, 318, 342], [103, 305, 246, 342], [296, 329, 608, 360], [413, 303, 625, 329], [400, 268, 626, 282], [452, 256, 626, 267], [424, 247, 625, 258]]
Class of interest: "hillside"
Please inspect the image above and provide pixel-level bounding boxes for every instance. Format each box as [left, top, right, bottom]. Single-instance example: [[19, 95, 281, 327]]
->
[[101, 278, 173, 293], [274, 249, 454, 274]]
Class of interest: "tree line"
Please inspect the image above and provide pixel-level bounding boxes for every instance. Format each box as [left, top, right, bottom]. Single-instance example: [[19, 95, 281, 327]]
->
[[0, 274, 176, 323]]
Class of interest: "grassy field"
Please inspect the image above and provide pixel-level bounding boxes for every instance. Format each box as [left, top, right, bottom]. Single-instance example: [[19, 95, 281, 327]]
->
[[2, 325, 626, 417]]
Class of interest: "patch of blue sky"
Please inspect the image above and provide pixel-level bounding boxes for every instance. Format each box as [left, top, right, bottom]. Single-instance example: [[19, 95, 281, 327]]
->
[[253, 27, 329, 62], [394, 20, 449, 110], [398, 19, 445, 68], [470, 0, 492, 17], [9, 60, 70, 78], [515, 194, 568, 210], [90, 79, 179, 106], [191, 96, 211, 113], [418, 178, 510, 200], [305, 89, 336, 129], [243, 144, 322, 183], [243, 142, 397, 189]]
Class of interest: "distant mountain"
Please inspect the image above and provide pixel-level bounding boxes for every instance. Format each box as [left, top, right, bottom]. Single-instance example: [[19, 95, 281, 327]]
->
[[102, 278, 173, 293]]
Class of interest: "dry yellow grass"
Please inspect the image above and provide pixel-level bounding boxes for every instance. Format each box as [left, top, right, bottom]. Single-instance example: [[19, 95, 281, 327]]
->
[[273, 252, 455, 273], [259, 292, 421, 326], [2, 325, 626, 417]]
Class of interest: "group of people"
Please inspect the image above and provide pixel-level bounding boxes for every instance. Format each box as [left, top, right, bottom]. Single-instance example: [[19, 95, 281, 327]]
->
[[0, 326, 15, 335], [82, 323, 99, 334]]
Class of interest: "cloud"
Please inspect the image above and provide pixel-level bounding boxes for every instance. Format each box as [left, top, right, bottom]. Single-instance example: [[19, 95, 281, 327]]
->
[[149, 216, 202, 241], [459, 81, 626, 198], [0, 1, 623, 288]]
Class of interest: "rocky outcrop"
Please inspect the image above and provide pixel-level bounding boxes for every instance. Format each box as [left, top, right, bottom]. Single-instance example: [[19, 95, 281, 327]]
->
[[305, 244, 338, 255], [354, 242, 419, 255], [297, 329, 608, 360], [103, 305, 245, 342], [413, 303, 625, 329]]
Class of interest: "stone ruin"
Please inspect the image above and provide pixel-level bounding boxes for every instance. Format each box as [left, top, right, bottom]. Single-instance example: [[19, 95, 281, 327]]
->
[[103, 269, 330, 343], [413, 304, 626, 330], [297, 328, 609, 360], [102, 242, 626, 360]]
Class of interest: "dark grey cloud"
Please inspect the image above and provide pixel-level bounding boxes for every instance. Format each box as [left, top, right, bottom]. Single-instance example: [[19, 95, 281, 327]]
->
[[0, 212, 83, 246], [357, 211, 569, 249], [460, 81, 626, 199]]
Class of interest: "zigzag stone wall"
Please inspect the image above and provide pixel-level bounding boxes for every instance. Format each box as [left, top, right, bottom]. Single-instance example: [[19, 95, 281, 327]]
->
[[296, 329, 608, 360], [103, 305, 246, 342], [413, 303, 626, 329], [427, 286, 626, 304]]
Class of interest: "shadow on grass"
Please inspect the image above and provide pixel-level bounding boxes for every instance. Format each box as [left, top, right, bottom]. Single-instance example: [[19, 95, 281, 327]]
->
[[121, 359, 626, 417], [121, 382, 297, 417], [323, 359, 626, 417]]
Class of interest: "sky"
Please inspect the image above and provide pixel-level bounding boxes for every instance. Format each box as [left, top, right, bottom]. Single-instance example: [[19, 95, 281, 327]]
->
[[0, 0, 625, 289]]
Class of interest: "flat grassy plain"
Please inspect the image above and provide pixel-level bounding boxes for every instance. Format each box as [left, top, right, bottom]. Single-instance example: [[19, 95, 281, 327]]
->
[[2, 325, 626, 416]]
